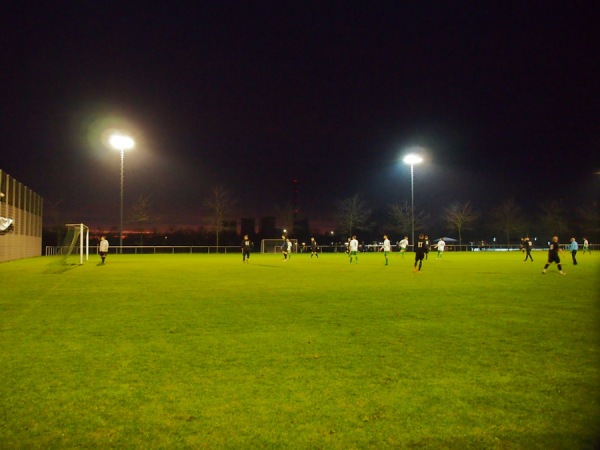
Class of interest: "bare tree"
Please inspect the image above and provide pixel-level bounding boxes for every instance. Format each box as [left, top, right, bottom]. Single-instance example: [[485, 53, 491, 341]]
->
[[575, 200, 600, 238], [335, 194, 373, 237], [388, 201, 430, 237], [490, 199, 526, 245], [538, 200, 569, 239], [128, 194, 161, 245], [443, 201, 478, 246], [204, 186, 237, 247]]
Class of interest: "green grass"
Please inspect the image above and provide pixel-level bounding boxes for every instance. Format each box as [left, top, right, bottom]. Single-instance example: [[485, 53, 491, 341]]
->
[[1, 250, 599, 448]]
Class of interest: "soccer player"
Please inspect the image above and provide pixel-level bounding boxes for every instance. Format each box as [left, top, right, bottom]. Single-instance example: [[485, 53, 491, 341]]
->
[[287, 239, 293, 260], [542, 236, 565, 275], [413, 234, 428, 272], [523, 237, 534, 262], [398, 236, 409, 257], [310, 237, 319, 258], [241, 234, 252, 263], [380, 235, 391, 265], [435, 238, 445, 259], [99, 236, 109, 264], [568, 237, 578, 265], [424, 235, 430, 259], [281, 235, 288, 261], [582, 237, 591, 254], [349, 235, 359, 263]]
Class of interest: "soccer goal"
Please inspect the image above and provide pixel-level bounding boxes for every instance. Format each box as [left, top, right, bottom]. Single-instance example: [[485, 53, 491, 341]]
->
[[261, 238, 298, 254], [62, 223, 90, 265]]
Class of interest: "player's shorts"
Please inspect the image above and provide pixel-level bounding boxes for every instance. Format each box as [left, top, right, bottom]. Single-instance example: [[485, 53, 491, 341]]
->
[[547, 254, 560, 264]]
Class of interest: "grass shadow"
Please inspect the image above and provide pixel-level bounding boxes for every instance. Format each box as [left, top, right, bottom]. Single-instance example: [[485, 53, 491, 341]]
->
[[43, 259, 79, 274]]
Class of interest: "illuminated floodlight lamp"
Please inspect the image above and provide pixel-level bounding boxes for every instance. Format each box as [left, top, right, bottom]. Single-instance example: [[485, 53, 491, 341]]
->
[[109, 134, 135, 151], [108, 132, 135, 253], [403, 153, 423, 165], [403, 150, 425, 252]]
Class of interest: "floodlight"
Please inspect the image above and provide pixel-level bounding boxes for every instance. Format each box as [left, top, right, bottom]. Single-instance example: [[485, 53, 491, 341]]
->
[[402, 149, 427, 251], [109, 134, 135, 150], [107, 131, 135, 253], [403, 153, 423, 165]]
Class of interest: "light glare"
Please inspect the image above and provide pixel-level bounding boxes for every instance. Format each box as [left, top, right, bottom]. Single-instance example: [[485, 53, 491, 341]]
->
[[109, 134, 135, 150], [403, 153, 423, 165]]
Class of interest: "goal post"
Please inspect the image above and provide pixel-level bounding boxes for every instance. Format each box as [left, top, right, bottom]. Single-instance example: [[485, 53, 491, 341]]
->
[[261, 238, 298, 254], [64, 223, 89, 265]]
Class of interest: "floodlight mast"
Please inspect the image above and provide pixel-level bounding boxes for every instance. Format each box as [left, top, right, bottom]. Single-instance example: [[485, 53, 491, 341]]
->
[[403, 152, 424, 251], [108, 133, 135, 253]]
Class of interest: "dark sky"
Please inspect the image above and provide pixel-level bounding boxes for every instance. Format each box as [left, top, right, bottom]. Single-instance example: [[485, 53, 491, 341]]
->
[[1, 1, 598, 233]]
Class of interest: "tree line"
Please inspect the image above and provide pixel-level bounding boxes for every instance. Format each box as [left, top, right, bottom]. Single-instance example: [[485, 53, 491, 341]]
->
[[43, 188, 599, 248], [335, 194, 599, 246]]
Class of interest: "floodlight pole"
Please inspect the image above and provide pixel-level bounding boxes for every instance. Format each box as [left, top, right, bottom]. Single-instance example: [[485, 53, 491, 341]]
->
[[119, 147, 124, 253], [403, 152, 423, 252], [108, 132, 134, 254], [409, 162, 415, 251]]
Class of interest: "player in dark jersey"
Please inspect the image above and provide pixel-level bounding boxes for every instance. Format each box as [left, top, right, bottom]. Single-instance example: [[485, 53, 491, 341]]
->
[[413, 234, 428, 272], [523, 237, 533, 262], [310, 237, 319, 258], [542, 236, 565, 275], [281, 235, 289, 261], [241, 234, 252, 263]]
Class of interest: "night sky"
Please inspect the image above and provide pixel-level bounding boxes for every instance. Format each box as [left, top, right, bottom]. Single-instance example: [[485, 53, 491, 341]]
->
[[2, 2, 598, 234]]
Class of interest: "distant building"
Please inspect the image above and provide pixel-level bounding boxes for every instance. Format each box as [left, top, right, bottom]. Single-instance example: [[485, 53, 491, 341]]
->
[[293, 217, 310, 241], [259, 216, 276, 238], [240, 218, 256, 238]]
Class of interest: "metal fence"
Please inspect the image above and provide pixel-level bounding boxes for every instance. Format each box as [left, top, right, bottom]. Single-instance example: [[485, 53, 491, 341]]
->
[[46, 242, 597, 257], [1, 169, 43, 262], [46, 245, 242, 255]]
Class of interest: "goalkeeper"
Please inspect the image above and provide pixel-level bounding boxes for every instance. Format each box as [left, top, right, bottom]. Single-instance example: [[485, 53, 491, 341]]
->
[[99, 236, 109, 264]]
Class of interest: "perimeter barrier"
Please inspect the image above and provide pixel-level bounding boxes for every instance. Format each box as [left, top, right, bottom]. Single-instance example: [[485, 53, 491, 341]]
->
[[46, 242, 597, 256]]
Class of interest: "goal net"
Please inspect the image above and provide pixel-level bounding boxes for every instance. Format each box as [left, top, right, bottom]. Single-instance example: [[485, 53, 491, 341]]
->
[[261, 238, 298, 254], [61, 223, 90, 265]]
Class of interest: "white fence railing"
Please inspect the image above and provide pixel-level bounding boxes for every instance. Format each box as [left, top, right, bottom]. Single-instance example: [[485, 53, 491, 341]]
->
[[46, 245, 242, 256], [45, 243, 597, 256]]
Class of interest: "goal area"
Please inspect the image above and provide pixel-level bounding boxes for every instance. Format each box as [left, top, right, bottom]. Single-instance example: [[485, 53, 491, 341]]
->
[[261, 239, 298, 254], [61, 223, 90, 265]]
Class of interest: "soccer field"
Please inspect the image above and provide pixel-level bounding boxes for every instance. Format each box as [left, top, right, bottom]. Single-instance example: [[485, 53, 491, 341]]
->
[[1, 251, 599, 448]]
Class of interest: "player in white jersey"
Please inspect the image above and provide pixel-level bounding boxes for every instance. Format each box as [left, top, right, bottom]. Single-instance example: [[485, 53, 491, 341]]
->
[[380, 235, 391, 265], [435, 238, 445, 259], [349, 235, 359, 263], [398, 236, 409, 257]]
